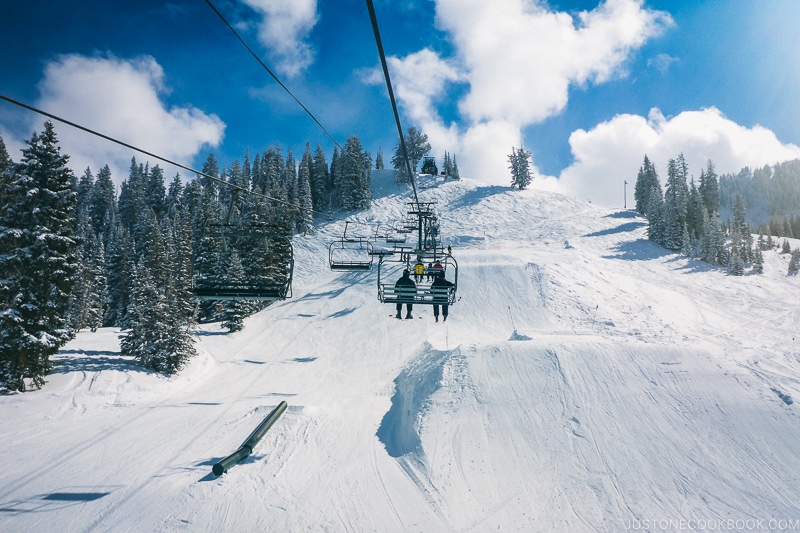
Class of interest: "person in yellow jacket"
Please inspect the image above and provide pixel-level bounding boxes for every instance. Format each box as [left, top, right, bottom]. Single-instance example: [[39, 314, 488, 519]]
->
[[413, 261, 425, 282]]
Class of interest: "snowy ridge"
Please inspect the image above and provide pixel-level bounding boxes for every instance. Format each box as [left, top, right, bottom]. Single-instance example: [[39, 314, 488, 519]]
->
[[2, 177, 800, 532]]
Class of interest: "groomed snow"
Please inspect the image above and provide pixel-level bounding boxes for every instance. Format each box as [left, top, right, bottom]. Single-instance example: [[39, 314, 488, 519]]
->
[[2, 175, 800, 532]]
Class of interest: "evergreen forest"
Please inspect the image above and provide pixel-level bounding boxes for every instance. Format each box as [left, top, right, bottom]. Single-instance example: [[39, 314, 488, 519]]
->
[[634, 153, 800, 277], [0, 122, 373, 391]]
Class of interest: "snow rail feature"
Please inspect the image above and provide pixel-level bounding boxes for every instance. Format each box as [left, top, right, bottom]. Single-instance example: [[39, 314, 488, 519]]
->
[[212, 401, 288, 476]]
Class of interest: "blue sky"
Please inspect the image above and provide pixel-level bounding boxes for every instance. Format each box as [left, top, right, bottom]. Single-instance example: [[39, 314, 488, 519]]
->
[[2, 0, 800, 207]]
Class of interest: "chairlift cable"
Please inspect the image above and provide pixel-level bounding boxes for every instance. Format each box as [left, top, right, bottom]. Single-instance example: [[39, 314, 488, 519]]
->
[[202, 0, 370, 182], [364, 0, 420, 208], [0, 93, 386, 233], [203, 0, 342, 152]]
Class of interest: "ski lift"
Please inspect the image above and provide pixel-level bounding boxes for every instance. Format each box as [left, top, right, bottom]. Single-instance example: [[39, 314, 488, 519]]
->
[[376, 247, 457, 306], [328, 221, 374, 270], [192, 228, 293, 301]]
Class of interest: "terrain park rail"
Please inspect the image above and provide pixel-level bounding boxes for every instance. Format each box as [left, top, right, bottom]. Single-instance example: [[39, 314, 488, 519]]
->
[[212, 401, 288, 476]]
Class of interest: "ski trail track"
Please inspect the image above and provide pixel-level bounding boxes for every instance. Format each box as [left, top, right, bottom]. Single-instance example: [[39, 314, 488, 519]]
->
[[3, 179, 800, 532]]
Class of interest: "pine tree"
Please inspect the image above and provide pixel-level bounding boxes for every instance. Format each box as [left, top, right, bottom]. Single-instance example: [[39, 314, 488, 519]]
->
[[727, 247, 744, 276], [442, 152, 452, 181], [685, 179, 704, 240], [392, 127, 431, 184], [0, 122, 79, 391], [662, 155, 689, 250], [310, 145, 329, 212], [145, 165, 167, 221], [122, 255, 196, 375], [220, 251, 247, 332], [118, 158, 147, 233], [168, 214, 196, 326], [646, 187, 666, 246], [166, 173, 183, 219], [296, 143, 314, 234], [375, 148, 384, 170], [782, 239, 791, 253], [200, 153, 220, 192], [752, 247, 764, 274], [90, 165, 116, 241], [698, 160, 720, 216], [104, 223, 135, 327], [508, 146, 533, 190], [76, 167, 95, 219], [339, 135, 371, 211], [85, 233, 107, 331], [634, 155, 660, 216], [788, 249, 800, 275]]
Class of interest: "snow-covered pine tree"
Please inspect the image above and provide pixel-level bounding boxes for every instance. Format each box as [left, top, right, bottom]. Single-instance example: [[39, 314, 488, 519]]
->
[[166, 173, 183, 219], [0, 122, 79, 391], [285, 148, 297, 216], [330, 145, 341, 202], [296, 144, 314, 234], [90, 165, 116, 242], [340, 135, 371, 211], [67, 218, 93, 331], [508, 146, 533, 190], [662, 155, 689, 251], [788, 249, 799, 275], [122, 254, 196, 374], [118, 158, 147, 234], [85, 232, 107, 331], [200, 153, 220, 193], [76, 167, 94, 219], [685, 179, 704, 240], [442, 152, 452, 181], [451, 154, 460, 180], [243, 149, 251, 192], [634, 155, 660, 216], [104, 223, 135, 327], [375, 148, 384, 170], [220, 251, 247, 332], [145, 165, 167, 221], [172, 216, 197, 330], [392, 127, 430, 185], [727, 247, 744, 276], [310, 145, 329, 212], [752, 247, 764, 274], [646, 187, 666, 246], [782, 239, 791, 253], [698, 160, 720, 216]]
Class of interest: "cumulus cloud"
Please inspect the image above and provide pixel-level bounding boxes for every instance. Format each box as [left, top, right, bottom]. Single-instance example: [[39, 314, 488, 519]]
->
[[558, 107, 800, 207], [31, 54, 225, 185], [242, 0, 318, 78], [384, 0, 671, 184]]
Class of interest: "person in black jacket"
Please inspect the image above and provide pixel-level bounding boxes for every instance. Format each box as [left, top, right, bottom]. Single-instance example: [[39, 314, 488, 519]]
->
[[430, 272, 453, 322], [394, 269, 416, 319]]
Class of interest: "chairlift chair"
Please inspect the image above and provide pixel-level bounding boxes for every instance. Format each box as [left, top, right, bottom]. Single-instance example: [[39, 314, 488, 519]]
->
[[376, 249, 457, 306], [328, 221, 374, 270], [192, 232, 294, 301]]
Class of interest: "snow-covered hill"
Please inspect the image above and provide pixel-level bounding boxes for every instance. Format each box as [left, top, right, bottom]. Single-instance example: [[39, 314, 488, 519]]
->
[[2, 177, 800, 532]]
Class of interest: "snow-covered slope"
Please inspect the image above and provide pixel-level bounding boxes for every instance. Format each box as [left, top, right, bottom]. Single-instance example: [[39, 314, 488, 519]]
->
[[2, 177, 800, 532]]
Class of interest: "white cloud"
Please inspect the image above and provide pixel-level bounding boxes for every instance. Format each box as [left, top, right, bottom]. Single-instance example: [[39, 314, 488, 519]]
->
[[31, 54, 225, 186], [647, 53, 679, 73], [558, 107, 800, 207], [385, 0, 672, 184], [242, 0, 318, 78]]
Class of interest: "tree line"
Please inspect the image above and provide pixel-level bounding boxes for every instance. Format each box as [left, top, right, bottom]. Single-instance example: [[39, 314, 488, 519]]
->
[[0, 122, 373, 392], [634, 154, 800, 276]]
